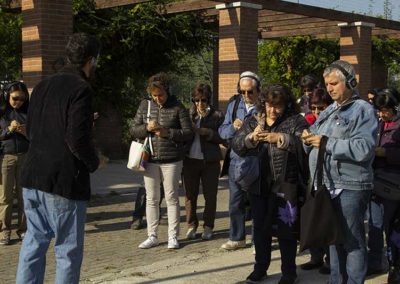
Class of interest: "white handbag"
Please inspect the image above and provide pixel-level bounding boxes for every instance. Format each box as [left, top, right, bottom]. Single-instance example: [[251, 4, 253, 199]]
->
[[127, 101, 153, 171]]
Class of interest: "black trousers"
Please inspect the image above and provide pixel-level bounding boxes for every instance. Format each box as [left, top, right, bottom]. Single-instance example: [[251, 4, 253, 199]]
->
[[251, 193, 297, 277]]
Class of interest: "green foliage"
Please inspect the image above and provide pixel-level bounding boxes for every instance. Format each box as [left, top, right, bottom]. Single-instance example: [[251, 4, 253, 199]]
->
[[73, 0, 214, 144], [372, 36, 400, 72], [0, 10, 21, 82], [258, 36, 339, 98], [372, 36, 400, 90], [169, 48, 213, 107]]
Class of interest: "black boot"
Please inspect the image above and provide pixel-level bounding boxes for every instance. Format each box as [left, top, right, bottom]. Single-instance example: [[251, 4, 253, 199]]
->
[[388, 266, 400, 284]]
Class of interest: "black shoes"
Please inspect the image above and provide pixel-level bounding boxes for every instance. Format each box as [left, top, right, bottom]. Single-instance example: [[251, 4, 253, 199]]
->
[[319, 264, 331, 275], [278, 276, 297, 284], [366, 267, 386, 276], [300, 260, 324, 270], [245, 270, 267, 283], [388, 266, 400, 284]]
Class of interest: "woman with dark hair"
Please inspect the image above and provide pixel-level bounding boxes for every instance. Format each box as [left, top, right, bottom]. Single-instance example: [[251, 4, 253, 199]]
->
[[371, 89, 400, 284], [299, 74, 319, 114], [131, 72, 193, 250], [0, 81, 29, 245], [232, 85, 308, 284], [182, 83, 224, 240], [304, 88, 333, 125]]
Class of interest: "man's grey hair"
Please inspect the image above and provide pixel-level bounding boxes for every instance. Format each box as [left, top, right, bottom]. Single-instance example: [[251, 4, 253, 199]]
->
[[323, 60, 356, 83]]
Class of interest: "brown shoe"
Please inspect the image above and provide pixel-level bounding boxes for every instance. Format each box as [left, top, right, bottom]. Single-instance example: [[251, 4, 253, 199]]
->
[[221, 240, 246, 250]]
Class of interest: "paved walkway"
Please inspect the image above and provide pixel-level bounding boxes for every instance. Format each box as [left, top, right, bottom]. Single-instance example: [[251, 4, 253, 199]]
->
[[0, 161, 386, 283]]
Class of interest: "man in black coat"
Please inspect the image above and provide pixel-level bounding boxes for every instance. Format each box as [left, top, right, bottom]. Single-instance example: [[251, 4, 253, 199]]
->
[[16, 33, 103, 284]]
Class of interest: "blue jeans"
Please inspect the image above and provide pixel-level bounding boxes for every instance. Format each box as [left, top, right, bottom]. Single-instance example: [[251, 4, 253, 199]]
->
[[228, 162, 246, 241], [16, 188, 87, 284], [367, 194, 386, 271], [329, 189, 371, 284]]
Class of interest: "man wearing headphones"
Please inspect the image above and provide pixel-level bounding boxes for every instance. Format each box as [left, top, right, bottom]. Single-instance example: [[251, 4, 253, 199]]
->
[[218, 71, 260, 250], [302, 60, 378, 284]]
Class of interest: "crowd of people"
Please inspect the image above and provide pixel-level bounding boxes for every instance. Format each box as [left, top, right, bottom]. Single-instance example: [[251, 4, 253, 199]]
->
[[0, 32, 399, 284], [129, 59, 400, 284]]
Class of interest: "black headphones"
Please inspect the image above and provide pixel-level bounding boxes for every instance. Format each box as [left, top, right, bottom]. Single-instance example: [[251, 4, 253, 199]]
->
[[237, 71, 261, 94], [2, 81, 23, 101], [330, 63, 358, 90]]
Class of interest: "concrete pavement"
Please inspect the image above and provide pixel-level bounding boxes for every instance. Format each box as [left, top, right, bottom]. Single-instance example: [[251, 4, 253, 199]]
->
[[0, 160, 387, 283]]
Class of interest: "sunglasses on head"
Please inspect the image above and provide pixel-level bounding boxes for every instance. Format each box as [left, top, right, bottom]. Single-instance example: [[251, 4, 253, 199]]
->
[[311, 106, 326, 111], [194, 98, 208, 103], [240, 90, 254, 95], [11, 96, 25, 102]]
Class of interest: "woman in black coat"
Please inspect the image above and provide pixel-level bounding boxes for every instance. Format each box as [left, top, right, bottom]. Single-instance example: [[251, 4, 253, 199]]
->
[[232, 85, 308, 284], [182, 83, 224, 240], [131, 72, 193, 250]]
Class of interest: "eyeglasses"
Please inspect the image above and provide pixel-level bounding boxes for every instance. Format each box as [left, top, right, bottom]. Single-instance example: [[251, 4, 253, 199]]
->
[[303, 88, 313, 93], [194, 99, 208, 103], [11, 96, 25, 102], [240, 90, 254, 95], [311, 106, 326, 111]]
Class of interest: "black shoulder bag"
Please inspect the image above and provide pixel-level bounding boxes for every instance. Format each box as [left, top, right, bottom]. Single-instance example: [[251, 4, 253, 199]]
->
[[299, 136, 345, 251]]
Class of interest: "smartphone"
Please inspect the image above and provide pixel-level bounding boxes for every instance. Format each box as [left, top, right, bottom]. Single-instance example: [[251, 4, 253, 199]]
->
[[302, 129, 313, 140]]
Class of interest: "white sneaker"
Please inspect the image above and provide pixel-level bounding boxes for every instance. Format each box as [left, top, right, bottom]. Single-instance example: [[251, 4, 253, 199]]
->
[[186, 227, 197, 239], [201, 226, 213, 240], [138, 235, 159, 249], [168, 236, 180, 249]]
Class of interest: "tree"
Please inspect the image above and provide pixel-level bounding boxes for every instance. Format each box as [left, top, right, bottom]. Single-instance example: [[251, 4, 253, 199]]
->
[[0, 9, 21, 82], [73, 0, 214, 144], [383, 0, 393, 20], [258, 36, 339, 98]]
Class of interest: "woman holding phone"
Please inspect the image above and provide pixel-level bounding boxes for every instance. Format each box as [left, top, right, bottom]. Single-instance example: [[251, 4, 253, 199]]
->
[[232, 85, 308, 284], [131, 72, 193, 250], [0, 81, 30, 245]]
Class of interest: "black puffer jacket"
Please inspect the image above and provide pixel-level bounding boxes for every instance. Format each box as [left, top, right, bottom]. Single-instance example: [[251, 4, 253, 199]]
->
[[232, 113, 308, 196], [131, 96, 193, 162], [0, 109, 29, 154], [188, 106, 225, 162]]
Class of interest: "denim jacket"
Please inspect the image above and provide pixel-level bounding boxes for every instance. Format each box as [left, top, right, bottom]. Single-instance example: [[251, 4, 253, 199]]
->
[[305, 97, 378, 191], [218, 96, 257, 163]]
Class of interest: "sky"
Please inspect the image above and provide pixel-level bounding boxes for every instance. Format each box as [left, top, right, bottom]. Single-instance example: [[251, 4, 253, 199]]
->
[[283, 0, 400, 21]]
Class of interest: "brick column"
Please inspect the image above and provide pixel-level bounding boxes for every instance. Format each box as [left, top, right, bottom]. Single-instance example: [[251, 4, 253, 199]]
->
[[22, 0, 73, 91], [338, 22, 375, 99], [212, 38, 219, 108], [371, 61, 388, 90], [216, 2, 261, 110]]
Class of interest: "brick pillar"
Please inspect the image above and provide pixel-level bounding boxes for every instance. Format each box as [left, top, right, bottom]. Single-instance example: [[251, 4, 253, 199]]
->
[[371, 61, 388, 90], [22, 0, 73, 91], [212, 38, 219, 109], [216, 2, 261, 111], [338, 22, 375, 99]]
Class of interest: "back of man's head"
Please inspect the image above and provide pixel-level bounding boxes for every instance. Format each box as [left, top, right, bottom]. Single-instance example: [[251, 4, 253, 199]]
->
[[66, 33, 100, 68]]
